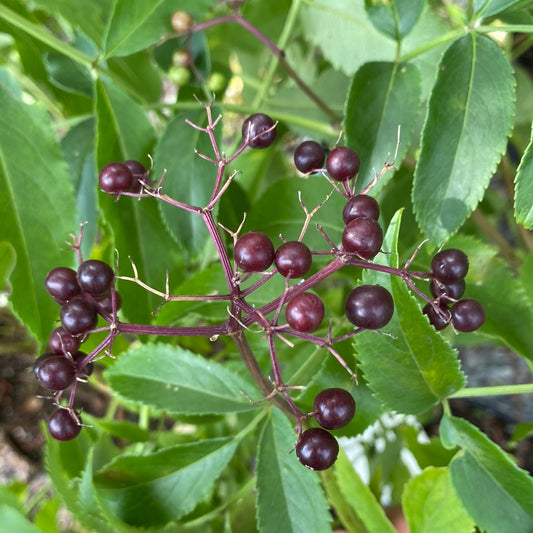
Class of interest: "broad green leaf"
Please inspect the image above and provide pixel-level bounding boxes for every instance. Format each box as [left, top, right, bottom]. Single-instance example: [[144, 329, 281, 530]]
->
[[256, 409, 332, 533], [105, 343, 260, 414], [0, 84, 77, 342], [151, 110, 220, 256], [514, 122, 533, 228], [402, 467, 474, 533], [440, 415, 533, 533], [0, 505, 44, 533], [333, 448, 396, 533], [0, 241, 16, 292], [365, 0, 425, 40], [94, 438, 237, 527], [354, 211, 465, 414], [344, 61, 422, 194], [103, 0, 214, 58], [43, 53, 93, 97], [475, 0, 528, 18], [412, 34, 515, 245]]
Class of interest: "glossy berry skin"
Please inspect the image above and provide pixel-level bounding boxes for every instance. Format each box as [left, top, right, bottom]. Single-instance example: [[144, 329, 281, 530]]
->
[[296, 428, 339, 471], [274, 241, 312, 278], [431, 249, 469, 283], [77, 259, 114, 297], [234, 232, 275, 272], [326, 146, 360, 182], [294, 140, 325, 174], [47, 409, 81, 441], [345, 284, 394, 329], [342, 217, 383, 260], [45, 267, 81, 303], [73, 351, 94, 379], [242, 113, 277, 149], [123, 159, 147, 193], [423, 302, 450, 331], [342, 194, 380, 225], [95, 291, 122, 314], [429, 278, 465, 304], [285, 293, 325, 333], [99, 162, 134, 194], [313, 388, 356, 430], [33, 353, 75, 390], [48, 326, 82, 355], [60, 299, 98, 335], [450, 299, 485, 332]]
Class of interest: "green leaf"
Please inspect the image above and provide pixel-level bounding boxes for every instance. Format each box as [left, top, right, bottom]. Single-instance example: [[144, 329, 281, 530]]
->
[[0, 241, 16, 292], [0, 84, 77, 342], [402, 467, 474, 533], [151, 110, 219, 255], [103, 0, 213, 58], [475, 0, 527, 18], [344, 61, 422, 194], [44, 53, 93, 96], [333, 448, 396, 533], [354, 211, 465, 414], [0, 505, 44, 533], [94, 438, 237, 527], [514, 121, 533, 228], [413, 34, 515, 245], [256, 409, 332, 533], [440, 416, 533, 533], [105, 343, 260, 414], [365, 0, 425, 40]]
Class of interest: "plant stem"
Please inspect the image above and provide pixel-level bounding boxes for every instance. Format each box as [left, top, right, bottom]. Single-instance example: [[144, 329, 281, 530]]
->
[[450, 383, 533, 399]]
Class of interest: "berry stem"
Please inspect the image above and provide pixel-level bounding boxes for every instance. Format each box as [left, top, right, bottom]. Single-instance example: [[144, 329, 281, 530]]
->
[[449, 383, 533, 398]]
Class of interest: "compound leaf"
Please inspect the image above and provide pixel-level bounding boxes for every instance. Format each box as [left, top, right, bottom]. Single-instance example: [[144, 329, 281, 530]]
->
[[105, 343, 260, 414], [514, 121, 533, 228], [440, 415, 533, 533], [413, 33, 515, 245], [256, 409, 332, 533]]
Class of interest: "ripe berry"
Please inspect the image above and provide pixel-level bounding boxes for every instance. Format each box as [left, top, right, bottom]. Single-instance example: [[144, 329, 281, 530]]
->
[[342, 194, 380, 225], [326, 146, 360, 182], [294, 140, 325, 174], [45, 267, 81, 303], [123, 159, 148, 193], [450, 299, 485, 332], [95, 291, 122, 314], [60, 299, 98, 335], [77, 259, 114, 297], [48, 326, 82, 355], [429, 278, 465, 303], [345, 284, 394, 329], [47, 409, 82, 441], [274, 241, 312, 278], [285, 292, 325, 332], [342, 217, 383, 260], [73, 351, 94, 379], [422, 302, 450, 331], [234, 232, 275, 272], [296, 428, 339, 470], [33, 353, 75, 391], [242, 113, 277, 149], [431, 249, 469, 283], [313, 388, 356, 430], [99, 162, 134, 195]]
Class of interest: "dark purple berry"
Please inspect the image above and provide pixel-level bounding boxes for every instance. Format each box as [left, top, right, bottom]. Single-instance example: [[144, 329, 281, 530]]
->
[[285, 293, 325, 333], [296, 428, 339, 470], [342, 217, 383, 260], [123, 159, 148, 193], [450, 299, 485, 332], [33, 353, 75, 390], [95, 291, 122, 314], [431, 249, 469, 283], [275, 241, 312, 278], [342, 194, 380, 224], [294, 140, 325, 174], [60, 299, 98, 335], [242, 113, 277, 149], [45, 267, 81, 303], [313, 388, 356, 430], [326, 146, 360, 182], [422, 302, 450, 331], [47, 409, 81, 441], [234, 232, 275, 272], [345, 284, 394, 329], [99, 162, 134, 194], [77, 259, 114, 297], [72, 351, 94, 379], [48, 326, 82, 355], [429, 278, 465, 303]]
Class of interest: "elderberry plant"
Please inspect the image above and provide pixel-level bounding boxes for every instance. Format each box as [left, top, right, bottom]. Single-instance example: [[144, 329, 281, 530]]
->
[[1, 1, 533, 533]]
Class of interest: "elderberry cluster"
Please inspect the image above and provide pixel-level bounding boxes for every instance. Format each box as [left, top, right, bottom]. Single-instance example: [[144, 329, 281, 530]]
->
[[34, 259, 119, 440]]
